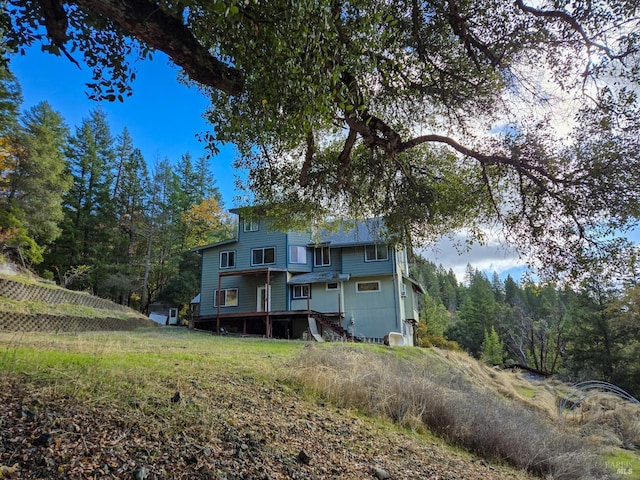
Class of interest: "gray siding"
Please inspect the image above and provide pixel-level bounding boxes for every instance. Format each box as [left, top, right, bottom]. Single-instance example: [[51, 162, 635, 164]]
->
[[311, 247, 342, 272], [341, 245, 393, 276], [290, 282, 343, 312], [341, 275, 399, 338]]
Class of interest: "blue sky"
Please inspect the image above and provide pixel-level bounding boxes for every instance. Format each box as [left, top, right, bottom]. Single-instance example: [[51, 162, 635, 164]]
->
[[10, 47, 240, 207]]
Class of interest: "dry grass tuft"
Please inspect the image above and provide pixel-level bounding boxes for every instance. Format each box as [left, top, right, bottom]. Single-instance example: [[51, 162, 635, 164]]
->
[[290, 344, 613, 480], [565, 397, 640, 450]]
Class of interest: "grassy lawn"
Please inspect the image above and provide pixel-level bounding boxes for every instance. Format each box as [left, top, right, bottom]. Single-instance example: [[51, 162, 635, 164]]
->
[[0, 328, 304, 404], [0, 328, 634, 480]]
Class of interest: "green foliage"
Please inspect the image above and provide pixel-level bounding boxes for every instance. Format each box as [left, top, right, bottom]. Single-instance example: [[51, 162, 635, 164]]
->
[[6, 0, 640, 274], [0, 207, 43, 264], [0, 86, 69, 265], [446, 267, 497, 357], [481, 327, 505, 366]]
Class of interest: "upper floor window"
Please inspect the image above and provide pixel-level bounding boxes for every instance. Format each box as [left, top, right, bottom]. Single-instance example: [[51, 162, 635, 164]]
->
[[220, 250, 236, 269], [314, 246, 331, 266], [289, 246, 307, 264], [243, 218, 258, 232], [214, 288, 238, 307], [365, 244, 388, 262], [292, 284, 310, 299], [252, 247, 275, 265]]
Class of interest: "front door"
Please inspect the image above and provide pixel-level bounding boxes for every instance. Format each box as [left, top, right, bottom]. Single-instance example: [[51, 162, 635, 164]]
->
[[257, 285, 271, 312]]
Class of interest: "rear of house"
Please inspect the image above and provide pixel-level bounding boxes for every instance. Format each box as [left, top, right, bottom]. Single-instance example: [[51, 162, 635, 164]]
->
[[193, 209, 423, 345]]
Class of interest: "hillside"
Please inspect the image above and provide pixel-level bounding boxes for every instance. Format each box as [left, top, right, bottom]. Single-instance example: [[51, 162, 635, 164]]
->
[[0, 275, 637, 479], [0, 329, 537, 480]]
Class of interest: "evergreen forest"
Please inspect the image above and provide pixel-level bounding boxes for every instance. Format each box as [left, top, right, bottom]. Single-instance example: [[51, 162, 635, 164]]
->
[[411, 256, 640, 398], [0, 66, 234, 311]]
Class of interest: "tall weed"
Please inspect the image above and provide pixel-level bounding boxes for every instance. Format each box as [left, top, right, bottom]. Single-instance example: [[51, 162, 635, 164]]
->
[[290, 345, 612, 480]]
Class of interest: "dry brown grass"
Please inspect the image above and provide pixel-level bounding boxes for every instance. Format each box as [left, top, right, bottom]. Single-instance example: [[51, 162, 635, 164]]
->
[[290, 344, 613, 480], [564, 397, 640, 450]]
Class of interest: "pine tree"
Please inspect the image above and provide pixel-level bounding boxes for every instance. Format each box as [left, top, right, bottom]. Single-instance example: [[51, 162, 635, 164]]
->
[[1, 101, 70, 265], [481, 327, 505, 366], [447, 268, 497, 357], [48, 108, 115, 289]]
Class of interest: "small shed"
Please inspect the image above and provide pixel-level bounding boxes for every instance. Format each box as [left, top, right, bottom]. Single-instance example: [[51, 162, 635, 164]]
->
[[148, 302, 180, 325]]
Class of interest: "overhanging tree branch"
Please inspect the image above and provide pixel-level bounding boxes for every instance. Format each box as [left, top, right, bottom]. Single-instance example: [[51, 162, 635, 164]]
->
[[515, 0, 631, 60], [68, 0, 244, 95]]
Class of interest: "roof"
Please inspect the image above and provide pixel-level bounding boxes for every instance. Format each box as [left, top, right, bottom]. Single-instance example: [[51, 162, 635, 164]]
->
[[190, 238, 237, 253], [403, 275, 426, 295], [288, 271, 351, 285], [313, 218, 387, 247]]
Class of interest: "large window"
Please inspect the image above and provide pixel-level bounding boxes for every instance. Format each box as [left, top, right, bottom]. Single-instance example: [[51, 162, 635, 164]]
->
[[356, 281, 381, 293], [220, 250, 236, 269], [243, 218, 258, 232], [365, 244, 388, 262], [252, 247, 275, 265], [292, 284, 310, 299], [314, 246, 331, 266], [214, 288, 238, 307], [289, 246, 307, 264]]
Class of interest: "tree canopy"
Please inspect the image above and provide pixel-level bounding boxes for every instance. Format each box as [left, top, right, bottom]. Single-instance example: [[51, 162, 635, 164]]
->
[[6, 0, 640, 276]]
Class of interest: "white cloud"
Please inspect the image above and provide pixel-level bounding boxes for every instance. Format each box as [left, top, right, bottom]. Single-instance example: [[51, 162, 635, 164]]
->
[[418, 234, 527, 282]]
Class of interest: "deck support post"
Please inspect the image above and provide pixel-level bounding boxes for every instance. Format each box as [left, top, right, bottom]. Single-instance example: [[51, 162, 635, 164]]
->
[[266, 270, 271, 338], [216, 273, 222, 334]]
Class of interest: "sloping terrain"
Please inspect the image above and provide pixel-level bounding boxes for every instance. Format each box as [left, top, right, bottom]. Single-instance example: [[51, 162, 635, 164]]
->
[[0, 272, 636, 479], [0, 329, 534, 480], [0, 273, 156, 332]]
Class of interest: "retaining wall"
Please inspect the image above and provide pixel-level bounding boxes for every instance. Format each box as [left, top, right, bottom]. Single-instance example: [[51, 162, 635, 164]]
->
[[0, 277, 156, 332]]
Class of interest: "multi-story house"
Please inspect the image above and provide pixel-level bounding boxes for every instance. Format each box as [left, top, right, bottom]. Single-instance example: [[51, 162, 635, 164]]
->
[[192, 208, 424, 345]]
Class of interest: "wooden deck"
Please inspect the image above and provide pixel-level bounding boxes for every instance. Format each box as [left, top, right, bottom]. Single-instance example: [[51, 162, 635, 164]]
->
[[192, 310, 347, 340]]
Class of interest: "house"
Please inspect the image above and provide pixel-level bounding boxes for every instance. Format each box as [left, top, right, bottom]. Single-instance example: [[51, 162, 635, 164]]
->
[[192, 208, 424, 345]]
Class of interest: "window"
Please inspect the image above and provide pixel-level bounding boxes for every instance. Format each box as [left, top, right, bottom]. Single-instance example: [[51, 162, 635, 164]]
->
[[356, 281, 381, 293], [220, 250, 236, 269], [243, 218, 258, 232], [314, 246, 331, 266], [292, 284, 310, 299], [214, 288, 238, 307], [401, 283, 407, 297], [365, 244, 388, 261], [252, 247, 275, 265], [289, 246, 307, 264], [326, 282, 339, 290]]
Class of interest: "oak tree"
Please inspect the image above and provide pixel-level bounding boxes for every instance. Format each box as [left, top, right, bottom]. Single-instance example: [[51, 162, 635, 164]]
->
[[8, 0, 640, 275]]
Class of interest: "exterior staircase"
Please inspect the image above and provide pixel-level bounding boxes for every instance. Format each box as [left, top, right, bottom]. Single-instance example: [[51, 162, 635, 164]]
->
[[308, 311, 358, 342]]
